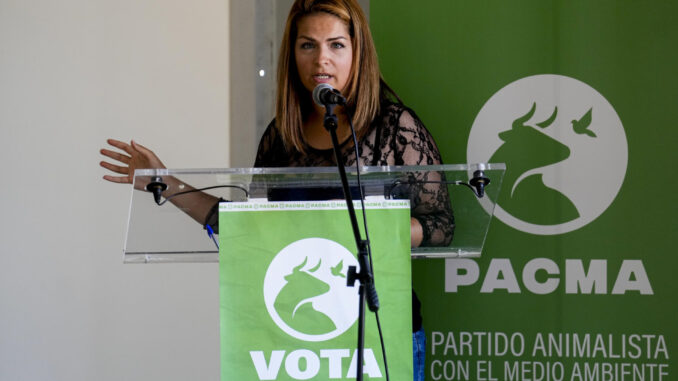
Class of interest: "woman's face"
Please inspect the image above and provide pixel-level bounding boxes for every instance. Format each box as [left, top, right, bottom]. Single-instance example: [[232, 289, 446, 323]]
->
[[294, 12, 353, 97]]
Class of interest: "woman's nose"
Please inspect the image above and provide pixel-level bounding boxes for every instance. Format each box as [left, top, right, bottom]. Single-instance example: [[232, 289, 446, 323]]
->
[[316, 46, 330, 65]]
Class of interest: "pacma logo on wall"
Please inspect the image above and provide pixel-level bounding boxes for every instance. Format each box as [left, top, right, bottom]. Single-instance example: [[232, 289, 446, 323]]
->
[[467, 74, 628, 235]]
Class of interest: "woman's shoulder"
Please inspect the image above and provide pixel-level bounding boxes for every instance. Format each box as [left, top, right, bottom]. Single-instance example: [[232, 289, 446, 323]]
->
[[255, 119, 288, 167], [261, 119, 278, 137], [376, 101, 427, 132], [379, 100, 407, 118], [378, 100, 443, 164]]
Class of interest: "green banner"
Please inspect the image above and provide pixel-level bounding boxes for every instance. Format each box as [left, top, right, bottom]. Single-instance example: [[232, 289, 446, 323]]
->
[[219, 200, 413, 380], [372, 1, 677, 380]]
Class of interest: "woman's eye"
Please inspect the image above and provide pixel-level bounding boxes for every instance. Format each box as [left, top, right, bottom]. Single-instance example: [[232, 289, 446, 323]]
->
[[300, 42, 314, 49], [331, 42, 345, 49]]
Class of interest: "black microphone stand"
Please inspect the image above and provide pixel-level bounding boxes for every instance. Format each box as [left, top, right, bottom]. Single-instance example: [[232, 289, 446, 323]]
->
[[322, 103, 378, 381]]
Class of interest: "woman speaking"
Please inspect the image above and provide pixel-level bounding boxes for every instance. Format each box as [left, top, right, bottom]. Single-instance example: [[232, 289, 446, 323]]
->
[[100, 1, 453, 379]]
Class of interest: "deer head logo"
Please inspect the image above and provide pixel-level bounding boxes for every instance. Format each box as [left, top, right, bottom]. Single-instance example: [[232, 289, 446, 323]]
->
[[263, 238, 359, 342]]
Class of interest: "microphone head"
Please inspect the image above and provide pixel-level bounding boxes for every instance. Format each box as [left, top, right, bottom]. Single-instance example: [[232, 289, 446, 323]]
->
[[312, 83, 334, 107], [469, 170, 490, 198], [145, 176, 168, 205]]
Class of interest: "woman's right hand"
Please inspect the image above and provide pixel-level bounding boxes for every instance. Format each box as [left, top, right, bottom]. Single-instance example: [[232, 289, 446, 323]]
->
[[100, 139, 166, 190]]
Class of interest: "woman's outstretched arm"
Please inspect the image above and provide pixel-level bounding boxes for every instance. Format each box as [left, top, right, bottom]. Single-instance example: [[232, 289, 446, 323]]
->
[[100, 139, 218, 226]]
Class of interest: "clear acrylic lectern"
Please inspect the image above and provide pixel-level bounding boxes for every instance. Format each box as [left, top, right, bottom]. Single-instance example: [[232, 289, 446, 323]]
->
[[123, 164, 505, 263]]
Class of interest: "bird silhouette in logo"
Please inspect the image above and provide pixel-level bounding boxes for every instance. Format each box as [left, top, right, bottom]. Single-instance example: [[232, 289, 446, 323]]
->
[[572, 108, 596, 137], [331, 260, 346, 278]]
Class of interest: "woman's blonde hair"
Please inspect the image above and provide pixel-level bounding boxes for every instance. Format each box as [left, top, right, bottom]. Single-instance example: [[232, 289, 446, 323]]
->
[[276, 0, 382, 153]]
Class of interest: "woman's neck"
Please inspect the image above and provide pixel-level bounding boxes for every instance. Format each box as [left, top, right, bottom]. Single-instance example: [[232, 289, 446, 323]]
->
[[303, 105, 352, 150]]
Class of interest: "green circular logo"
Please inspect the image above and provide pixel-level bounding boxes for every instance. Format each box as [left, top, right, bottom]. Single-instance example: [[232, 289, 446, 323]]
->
[[263, 238, 359, 341], [468, 74, 628, 235]]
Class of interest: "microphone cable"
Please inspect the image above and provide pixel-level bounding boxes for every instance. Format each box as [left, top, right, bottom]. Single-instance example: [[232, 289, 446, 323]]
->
[[346, 109, 390, 381], [153, 184, 249, 206]]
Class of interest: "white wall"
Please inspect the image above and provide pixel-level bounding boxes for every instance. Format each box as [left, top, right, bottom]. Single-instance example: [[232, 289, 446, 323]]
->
[[0, 0, 374, 379], [0, 0, 229, 380]]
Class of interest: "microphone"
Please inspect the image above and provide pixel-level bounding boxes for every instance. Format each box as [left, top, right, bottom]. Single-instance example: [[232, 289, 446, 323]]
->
[[146, 176, 168, 205], [313, 83, 346, 107], [469, 169, 490, 198]]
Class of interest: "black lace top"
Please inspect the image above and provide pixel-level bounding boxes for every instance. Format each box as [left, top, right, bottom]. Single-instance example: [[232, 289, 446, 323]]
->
[[254, 101, 455, 247]]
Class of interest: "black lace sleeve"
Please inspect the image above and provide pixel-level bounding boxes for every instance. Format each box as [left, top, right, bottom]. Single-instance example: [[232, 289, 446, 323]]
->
[[391, 107, 455, 246]]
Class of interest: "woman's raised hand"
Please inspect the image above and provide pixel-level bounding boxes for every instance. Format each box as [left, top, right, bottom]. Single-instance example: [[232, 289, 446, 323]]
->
[[100, 139, 166, 190]]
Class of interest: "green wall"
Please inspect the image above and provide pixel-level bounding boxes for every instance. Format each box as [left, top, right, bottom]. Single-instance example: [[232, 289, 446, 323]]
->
[[372, 1, 678, 379]]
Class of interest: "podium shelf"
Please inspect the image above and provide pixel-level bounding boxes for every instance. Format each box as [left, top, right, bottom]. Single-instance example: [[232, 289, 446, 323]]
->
[[123, 164, 505, 263]]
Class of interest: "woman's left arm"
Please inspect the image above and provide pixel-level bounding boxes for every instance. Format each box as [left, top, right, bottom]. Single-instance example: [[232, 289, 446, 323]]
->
[[395, 109, 455, 248]]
